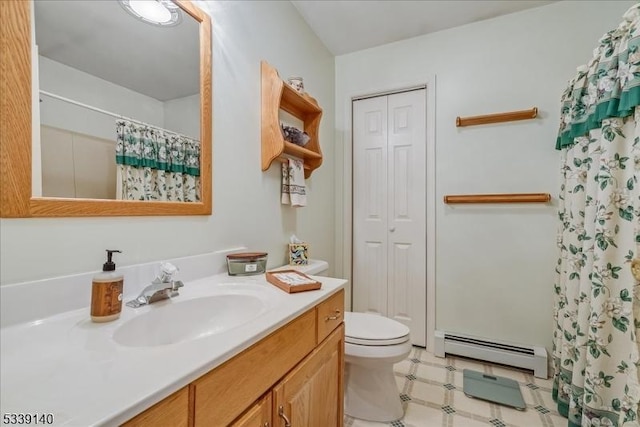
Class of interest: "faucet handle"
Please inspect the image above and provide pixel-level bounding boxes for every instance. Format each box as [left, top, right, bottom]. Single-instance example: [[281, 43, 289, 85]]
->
[[156, 262, 179, 283], [161, 262, 179, 275]]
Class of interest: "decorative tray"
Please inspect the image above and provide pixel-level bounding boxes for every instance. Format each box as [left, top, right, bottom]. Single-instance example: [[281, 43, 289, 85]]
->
[[265, 270, 322, 293]]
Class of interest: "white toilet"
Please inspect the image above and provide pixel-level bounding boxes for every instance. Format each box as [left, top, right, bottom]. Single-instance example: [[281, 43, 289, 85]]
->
[[344, 312, 411, 422], [284, 260, 412, 422]]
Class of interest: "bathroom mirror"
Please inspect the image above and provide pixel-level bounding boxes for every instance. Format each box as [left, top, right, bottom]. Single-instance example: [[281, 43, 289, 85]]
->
[[0, 0, 212, 217]]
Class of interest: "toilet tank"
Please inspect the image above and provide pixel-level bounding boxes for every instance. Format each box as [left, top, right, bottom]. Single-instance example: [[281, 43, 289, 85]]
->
[[274, 259, 329, 275]]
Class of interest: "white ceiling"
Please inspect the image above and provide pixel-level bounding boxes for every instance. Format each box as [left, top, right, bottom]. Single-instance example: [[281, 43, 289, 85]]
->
[[34, 0, 200, 101], [34, 1, 558, 100], [291, 0, 557, 55]]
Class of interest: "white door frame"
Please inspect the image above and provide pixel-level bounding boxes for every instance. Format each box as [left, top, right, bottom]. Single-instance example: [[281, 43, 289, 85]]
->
[[338, 77, 437, 352]]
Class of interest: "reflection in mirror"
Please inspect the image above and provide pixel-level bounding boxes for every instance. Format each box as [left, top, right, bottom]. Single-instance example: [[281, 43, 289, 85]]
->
[[34, 0, 200, 202]]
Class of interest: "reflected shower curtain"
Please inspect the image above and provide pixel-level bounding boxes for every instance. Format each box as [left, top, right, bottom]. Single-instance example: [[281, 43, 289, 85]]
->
[[553, 5, 640, 427], [115, 120, 200, 202]]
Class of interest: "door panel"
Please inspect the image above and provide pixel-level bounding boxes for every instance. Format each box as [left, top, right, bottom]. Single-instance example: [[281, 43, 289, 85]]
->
[[387, 90, 426, 346], [353, 96, 388, 316], [286, 350, 338, 426], [392, 145, 410, 219], [390, 242, 411, 324], [365, 148, 384, 219], [273, 326, 344, 427], [362, 241, 386, 314]]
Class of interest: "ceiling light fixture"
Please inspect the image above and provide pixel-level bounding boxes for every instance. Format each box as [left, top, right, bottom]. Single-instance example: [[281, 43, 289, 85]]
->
[[119, 0, 182, 27]]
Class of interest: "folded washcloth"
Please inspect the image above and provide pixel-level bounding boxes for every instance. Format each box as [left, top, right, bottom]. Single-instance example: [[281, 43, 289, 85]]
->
[[281, 158, 307, 207]]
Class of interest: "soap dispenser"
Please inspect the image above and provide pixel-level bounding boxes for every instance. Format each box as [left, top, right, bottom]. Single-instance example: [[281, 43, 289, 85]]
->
[[91, 249, 124, 323]]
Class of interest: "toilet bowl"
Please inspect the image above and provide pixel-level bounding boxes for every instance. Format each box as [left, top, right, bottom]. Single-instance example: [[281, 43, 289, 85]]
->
[[344, 312, 411, 422], [275, 260, 411, 422]]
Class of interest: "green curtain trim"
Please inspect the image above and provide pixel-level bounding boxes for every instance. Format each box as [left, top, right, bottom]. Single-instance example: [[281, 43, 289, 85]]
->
[[568, 419, 581, 427], [557, 399, 569, 418], [116, 155, 200, 176], [556, 85, 640, 149], [552, 382, 571, 419], [116, 156, 158, 169]]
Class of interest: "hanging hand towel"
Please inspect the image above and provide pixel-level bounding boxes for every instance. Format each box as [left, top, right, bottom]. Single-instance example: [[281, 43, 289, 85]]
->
[[281, 158, 307, 207]]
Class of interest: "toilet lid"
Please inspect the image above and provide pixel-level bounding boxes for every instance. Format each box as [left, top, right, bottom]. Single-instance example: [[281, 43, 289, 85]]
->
[[345, 312, 410, 346]]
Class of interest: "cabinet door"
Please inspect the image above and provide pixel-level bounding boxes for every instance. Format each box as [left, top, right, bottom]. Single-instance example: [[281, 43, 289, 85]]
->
[[273, 325, 344, 427], [121, 387, 189, 427], [231, 393, 272, 427], [192, 309, 316, 426]]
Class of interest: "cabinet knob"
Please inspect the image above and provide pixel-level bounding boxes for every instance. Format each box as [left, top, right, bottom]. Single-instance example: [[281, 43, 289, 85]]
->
[[389, 227, 396, 232], [264, 422, 270, 427], [325, 309, 341, 321], [278, 405, 291, 427]]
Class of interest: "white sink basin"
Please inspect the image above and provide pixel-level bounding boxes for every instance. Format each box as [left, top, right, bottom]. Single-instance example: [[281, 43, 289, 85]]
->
[[113, 294, 267, 347]]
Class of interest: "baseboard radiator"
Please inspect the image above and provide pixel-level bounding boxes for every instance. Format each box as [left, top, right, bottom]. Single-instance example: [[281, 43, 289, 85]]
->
[[434, 330, 548, 379]]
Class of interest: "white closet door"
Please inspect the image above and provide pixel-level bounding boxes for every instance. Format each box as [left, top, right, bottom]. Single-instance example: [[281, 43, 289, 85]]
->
[[352, 89, 427, 347], [386, 90, 426, 346], [353, 95, 389, 316]]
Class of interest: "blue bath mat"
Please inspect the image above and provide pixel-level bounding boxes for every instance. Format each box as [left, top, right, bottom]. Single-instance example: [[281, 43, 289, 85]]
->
[[462, 369, 526, 411]]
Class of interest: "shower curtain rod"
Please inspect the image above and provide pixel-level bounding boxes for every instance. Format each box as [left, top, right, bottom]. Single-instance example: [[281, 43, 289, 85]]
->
[[39, 90, 198, 140], [40, 90, 153, 128]]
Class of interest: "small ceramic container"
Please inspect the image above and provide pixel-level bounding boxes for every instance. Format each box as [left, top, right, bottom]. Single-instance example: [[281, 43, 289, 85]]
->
[[287, 77, 304, 93]]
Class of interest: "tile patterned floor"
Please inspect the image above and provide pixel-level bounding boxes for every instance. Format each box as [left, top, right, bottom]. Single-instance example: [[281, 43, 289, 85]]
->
[[344, 346, 565, 427]]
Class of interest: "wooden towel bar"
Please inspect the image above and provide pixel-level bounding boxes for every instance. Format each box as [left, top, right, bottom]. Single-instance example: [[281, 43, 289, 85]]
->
[[443, 193, 551, 204], [456, 107, 538, 127]]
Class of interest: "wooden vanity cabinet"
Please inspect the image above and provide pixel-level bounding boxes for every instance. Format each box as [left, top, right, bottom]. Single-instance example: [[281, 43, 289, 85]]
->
[[273, 325, 344, 427], [121, 387, 189, 427], [121, 289, 345, 427], [192, 309, 317, 426], [230, 393, 272, 427]]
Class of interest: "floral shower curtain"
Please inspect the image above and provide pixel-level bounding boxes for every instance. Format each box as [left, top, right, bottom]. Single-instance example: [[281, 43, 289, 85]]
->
[[553, 5, 640, 427], [115, 120, 200, 202]]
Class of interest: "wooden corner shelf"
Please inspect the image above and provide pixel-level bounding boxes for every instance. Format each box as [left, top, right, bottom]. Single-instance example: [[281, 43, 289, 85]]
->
[[261, 61, 323, 179]]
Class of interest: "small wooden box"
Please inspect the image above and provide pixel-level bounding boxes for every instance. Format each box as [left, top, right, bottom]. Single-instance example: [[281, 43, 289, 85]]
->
[[266, 270, 321, 293]]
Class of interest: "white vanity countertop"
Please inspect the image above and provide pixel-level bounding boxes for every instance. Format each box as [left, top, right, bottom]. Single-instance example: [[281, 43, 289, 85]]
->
[[0, 272, 347, 426]]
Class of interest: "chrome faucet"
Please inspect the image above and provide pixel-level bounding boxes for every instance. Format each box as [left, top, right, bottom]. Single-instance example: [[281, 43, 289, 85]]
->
[[126, 262, 184, 308]]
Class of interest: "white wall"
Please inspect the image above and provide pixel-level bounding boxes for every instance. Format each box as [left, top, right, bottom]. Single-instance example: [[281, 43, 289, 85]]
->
[[164, 94, 200, 140], [40, 126, 117, 199], [39, 56, 201, 141], [0, 1, 335, 284], [335, 0, 634, 351], [38, 56, 166, 141]]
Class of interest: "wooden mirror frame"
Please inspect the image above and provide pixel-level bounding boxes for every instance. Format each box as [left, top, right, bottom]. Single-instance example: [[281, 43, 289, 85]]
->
[[0, 0, 212, 217]]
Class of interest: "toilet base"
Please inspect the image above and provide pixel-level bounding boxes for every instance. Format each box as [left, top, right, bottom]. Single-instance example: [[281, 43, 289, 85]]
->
[[344, 360, 405, 422]]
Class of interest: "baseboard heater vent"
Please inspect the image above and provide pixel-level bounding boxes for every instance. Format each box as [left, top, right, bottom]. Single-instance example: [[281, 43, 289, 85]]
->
[[434, 330, 548, 379]]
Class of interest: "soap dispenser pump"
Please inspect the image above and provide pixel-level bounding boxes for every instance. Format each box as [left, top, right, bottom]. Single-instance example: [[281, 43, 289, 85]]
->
[[91, 249, 124, 323]]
